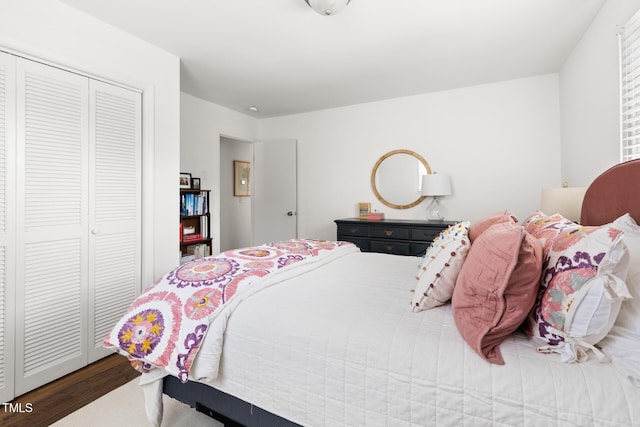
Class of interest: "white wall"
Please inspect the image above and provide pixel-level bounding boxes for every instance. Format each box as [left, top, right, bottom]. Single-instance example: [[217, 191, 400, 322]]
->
[[259, 74, 562, 241], [0, 0, 180, 281], [182, 0, 640, 247], [180, 93, 259, 254], [560, 0, 640, 186], [220, 137, 253, 251], [182, 0, 640, 254]]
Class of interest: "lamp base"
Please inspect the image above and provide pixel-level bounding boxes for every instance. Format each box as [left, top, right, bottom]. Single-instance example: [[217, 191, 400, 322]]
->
[[425, 197, 446, 221]]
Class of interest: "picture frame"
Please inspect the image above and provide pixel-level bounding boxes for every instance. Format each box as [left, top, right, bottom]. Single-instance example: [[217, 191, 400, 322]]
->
[[358, 202, 371, 218], [191, 177, 201, 190], [180, 172, 192, 189], [234, 160, 251, 197]]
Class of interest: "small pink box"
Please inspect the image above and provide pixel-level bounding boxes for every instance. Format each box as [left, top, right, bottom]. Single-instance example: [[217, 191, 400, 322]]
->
[[366, 212, 385, 221]]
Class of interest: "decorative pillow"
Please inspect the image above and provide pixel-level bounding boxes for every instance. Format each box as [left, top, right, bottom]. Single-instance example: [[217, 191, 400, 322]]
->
[[468, 210, 518, 243], [599, 214, 640, 386], [610, 214, 640, 331], [523, 211, 631, 363], [412, 221, 470, 311], [452, 222, 542, 365], [522, 211, 574, 253], [428, 220, 471, 248]]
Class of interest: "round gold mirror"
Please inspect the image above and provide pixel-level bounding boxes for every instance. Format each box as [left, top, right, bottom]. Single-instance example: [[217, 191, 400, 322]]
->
[[371, 149, 432, 209]]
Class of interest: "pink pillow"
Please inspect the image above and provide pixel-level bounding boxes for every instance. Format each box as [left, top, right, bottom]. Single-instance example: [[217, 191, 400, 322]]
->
[[468, 210, 518, 243], [453, 222, 542, 364]]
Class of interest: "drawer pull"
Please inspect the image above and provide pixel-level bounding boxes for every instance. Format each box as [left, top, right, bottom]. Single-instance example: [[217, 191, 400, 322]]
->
[[385, 245, 394, 251], [384, 230, 394, 237], [349, 228, 358, 234]]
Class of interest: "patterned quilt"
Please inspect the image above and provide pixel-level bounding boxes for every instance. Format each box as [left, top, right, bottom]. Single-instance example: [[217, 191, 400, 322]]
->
[[104, 239, 357, 382]]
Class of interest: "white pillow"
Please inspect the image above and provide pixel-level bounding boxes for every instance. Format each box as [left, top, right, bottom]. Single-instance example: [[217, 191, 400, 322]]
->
[[600, 213, 640, 387], [611, 214, 640, 328], [523, 211, 631, 362], [411, 222, 470, 312]]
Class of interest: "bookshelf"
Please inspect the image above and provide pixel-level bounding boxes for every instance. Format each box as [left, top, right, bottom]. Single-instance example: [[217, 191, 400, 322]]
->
[[180, 189, 212, 263]]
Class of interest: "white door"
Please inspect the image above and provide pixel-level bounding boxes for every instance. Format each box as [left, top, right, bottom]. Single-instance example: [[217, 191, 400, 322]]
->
[[87, 80, 141, 362], [252, 140, 297, 245], [0, 51, 16, 404], [3, 53, 142, 398], [15, 58, 89, 395]]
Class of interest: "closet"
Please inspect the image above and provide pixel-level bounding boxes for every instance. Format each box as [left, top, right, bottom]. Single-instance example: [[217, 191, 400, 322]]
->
[[0, 50, 141, 402]]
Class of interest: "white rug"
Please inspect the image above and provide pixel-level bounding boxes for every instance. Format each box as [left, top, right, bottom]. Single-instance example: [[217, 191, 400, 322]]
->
[[51, 378, 222, 427]]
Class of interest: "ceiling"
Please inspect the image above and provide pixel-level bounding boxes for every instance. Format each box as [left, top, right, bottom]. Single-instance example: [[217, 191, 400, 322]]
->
[[58, 0, 606, 118]]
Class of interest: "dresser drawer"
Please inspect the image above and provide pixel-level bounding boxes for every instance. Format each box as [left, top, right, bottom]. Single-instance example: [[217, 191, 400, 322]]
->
[[370, 240, 412, 255], [340, 236, 370, 252], [411, 242, 430, 256], [411, 228, 441, 243], [338, 224, 369, 238], [370, 227, 410, 240]]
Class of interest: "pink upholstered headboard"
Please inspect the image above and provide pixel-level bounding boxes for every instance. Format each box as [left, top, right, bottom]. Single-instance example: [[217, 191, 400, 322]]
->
[[580, 159, 640, 226]]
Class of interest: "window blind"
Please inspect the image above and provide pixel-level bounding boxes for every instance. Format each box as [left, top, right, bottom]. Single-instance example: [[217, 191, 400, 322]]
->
[[620, 9, 640, 162]]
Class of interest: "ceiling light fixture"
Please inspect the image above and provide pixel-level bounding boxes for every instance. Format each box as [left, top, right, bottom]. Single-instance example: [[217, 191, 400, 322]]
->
[[248, 106, 259, 112], [304, 0, 351, 16]]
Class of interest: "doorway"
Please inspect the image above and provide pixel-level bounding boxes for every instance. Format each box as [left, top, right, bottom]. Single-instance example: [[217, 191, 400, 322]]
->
[[219, 137, 298, 252], [220, 137, 253, 251]]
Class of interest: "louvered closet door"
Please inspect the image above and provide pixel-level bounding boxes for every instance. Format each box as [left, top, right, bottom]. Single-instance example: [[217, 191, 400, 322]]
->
[[0, 52, 16, 404], [15, 59, 89, 395], [88, 80, 141, 362]]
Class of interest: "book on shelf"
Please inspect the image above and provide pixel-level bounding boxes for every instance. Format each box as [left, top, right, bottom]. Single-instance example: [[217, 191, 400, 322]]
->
[[186, 243, 210, 259], [200, 216, 208, 239], [183, 233, 202, 242], [180, 191, 209, 217]]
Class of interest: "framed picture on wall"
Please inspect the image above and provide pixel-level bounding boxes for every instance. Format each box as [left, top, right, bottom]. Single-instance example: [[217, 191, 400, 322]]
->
[[180, 172, 192, 189], [234, 160, 251, 197], [191, 177, 201, 190]]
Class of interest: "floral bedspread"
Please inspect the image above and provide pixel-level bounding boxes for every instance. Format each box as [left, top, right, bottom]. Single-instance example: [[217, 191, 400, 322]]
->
[[104, 239, 357, 382]]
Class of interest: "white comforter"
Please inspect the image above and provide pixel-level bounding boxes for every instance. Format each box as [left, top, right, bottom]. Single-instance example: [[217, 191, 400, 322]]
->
[[146, 252, 640, 426]]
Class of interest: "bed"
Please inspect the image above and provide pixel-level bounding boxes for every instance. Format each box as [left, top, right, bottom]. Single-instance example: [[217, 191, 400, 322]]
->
[[105, 159, 640, 426]]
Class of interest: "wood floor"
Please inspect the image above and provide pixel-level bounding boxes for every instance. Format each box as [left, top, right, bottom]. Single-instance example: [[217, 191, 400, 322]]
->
[[0, 354, 140, 427]]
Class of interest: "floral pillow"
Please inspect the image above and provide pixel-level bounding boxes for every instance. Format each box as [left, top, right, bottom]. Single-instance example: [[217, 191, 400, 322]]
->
[[522, 211, 574, 253], [412, 221, 470, 311], [599, 214, 640, 386], [523, 212, 631, 362], [609, 214, 640, 333]]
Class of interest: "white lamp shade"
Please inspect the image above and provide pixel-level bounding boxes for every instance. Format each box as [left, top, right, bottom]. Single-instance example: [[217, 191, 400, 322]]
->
[[541, 187, 587, 222], [305, 0, 350, 16], [421, 174, 452, 197]]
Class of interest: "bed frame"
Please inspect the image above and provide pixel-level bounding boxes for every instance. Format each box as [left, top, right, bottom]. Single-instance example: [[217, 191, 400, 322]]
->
[[163, 158, 640, 426], [163, 375, 299, 426]]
